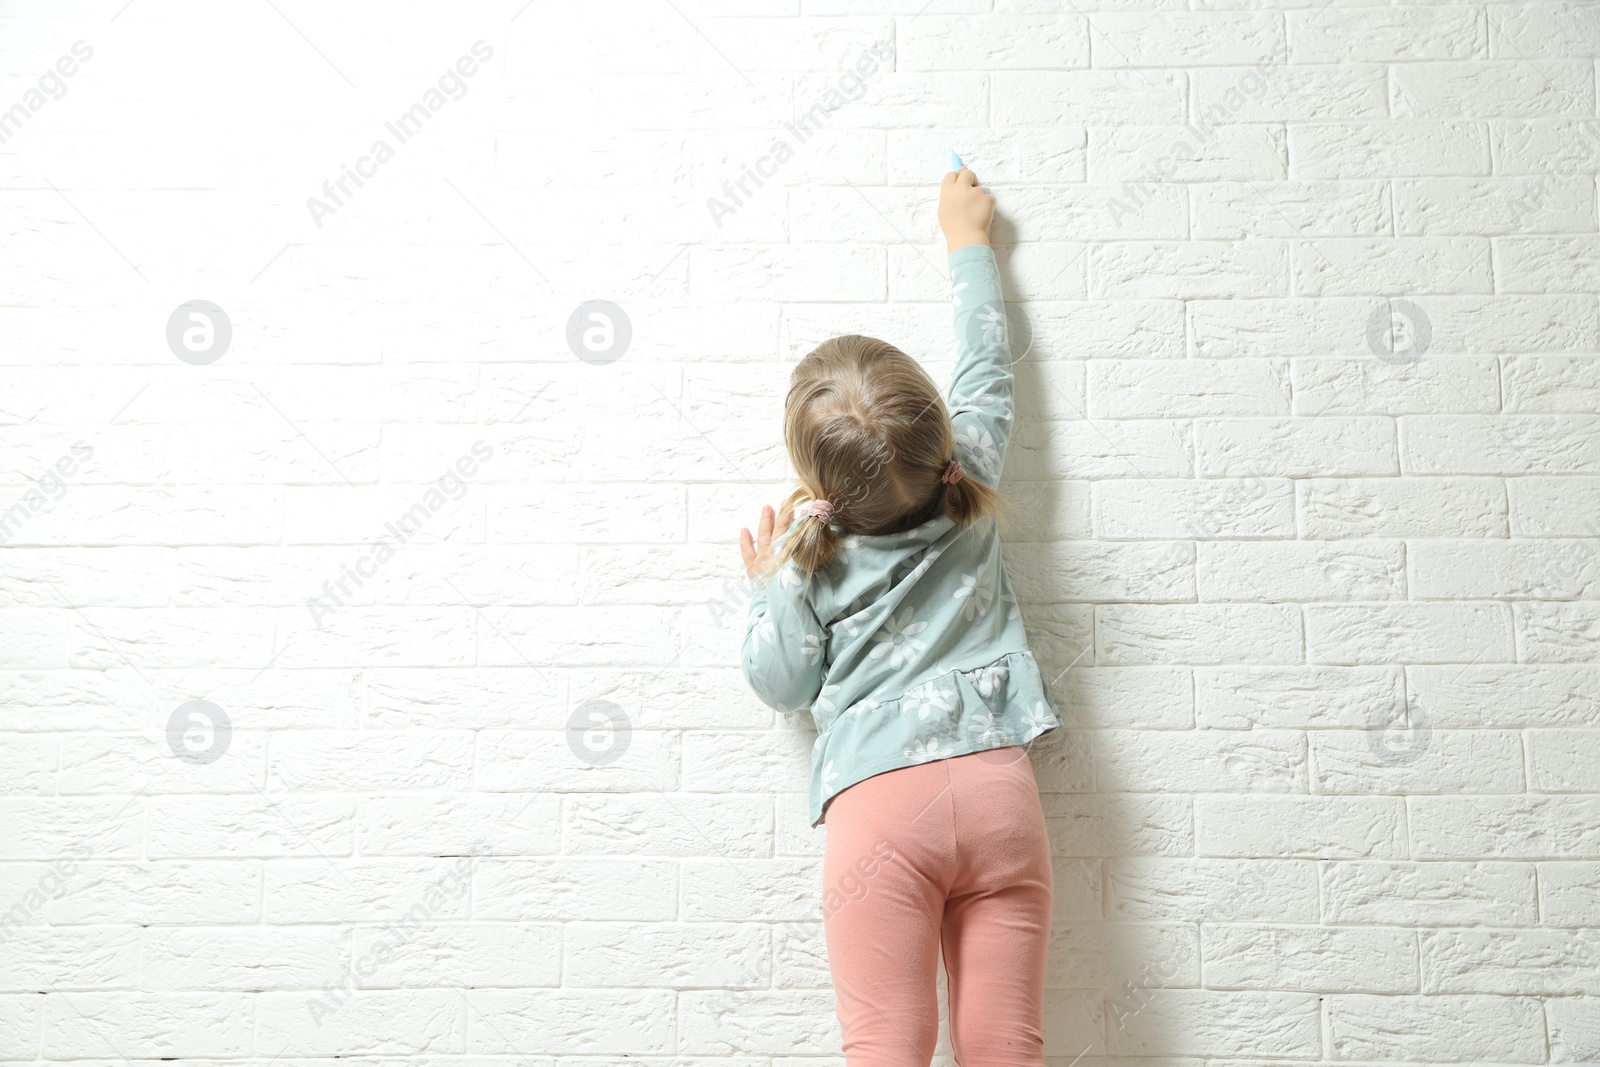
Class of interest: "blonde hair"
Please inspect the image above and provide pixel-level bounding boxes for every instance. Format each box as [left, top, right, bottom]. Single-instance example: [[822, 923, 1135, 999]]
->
[[771, 334, 1001, 575]]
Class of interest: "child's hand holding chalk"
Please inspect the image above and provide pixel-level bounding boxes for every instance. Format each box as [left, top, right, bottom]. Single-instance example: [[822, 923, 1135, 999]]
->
[[939, 164, 994, 254]]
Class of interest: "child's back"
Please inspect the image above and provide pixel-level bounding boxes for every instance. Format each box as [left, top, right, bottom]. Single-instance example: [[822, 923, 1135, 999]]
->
[[740, 192, 1061, 828]]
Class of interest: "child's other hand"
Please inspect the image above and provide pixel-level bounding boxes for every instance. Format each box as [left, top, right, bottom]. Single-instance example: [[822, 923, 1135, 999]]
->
[[939, 168, 995, 253], [739, 504, 793, 579]]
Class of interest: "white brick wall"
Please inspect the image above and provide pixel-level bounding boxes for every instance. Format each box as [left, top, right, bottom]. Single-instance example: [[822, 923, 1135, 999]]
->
[[1, 0, 1597, 1062]]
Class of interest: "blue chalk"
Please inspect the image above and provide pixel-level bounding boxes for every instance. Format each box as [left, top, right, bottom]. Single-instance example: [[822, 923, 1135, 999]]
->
[[950, 151, 963, 172]]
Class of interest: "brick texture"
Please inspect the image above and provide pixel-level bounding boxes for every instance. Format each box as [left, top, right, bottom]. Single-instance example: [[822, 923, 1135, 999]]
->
[[2, 1, 1598, 1063]]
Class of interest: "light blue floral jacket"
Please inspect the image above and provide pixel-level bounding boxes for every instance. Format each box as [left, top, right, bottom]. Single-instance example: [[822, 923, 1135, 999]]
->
[[743, 244, 1062, 827]]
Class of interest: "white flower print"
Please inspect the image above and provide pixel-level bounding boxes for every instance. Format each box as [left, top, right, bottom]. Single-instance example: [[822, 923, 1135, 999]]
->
[[812, 684, 842, 716], [838, 594, 871, 638], [967, 664, 1009, 699], [838, 598, 864, 639], [902, 689, 931, 720], [800, 632, 821, 664], [1023, 701, 1055, 733], [822, 760, 840, 791], [926, 713, 966, 746], [907, 547, 943, 583], [903, 685, 957, 722], [1001, 587, 1021, 621], [954, 571, 995, 620], [748, 616, 776, 649], [778, 561, 804, 591], [968, 710, 1010, 747], [869, 606, 929, 670], [977, 304, 1006, 347], [894, 548, 940, 588], [951, 280, 969, 309], [905, 735, 947, 763], [955, 424, 1000, 478]]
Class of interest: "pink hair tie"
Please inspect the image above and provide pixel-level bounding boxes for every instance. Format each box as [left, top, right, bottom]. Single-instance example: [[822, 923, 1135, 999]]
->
[[941, 460, 965, 486], [804, 499, 834, 522]]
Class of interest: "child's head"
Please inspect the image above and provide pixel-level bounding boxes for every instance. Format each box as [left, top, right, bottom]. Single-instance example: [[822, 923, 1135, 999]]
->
[[774, 334, 999, 574]]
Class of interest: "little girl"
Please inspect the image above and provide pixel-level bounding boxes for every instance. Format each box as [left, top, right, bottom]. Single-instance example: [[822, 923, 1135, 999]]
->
[[738, 169, 1060, 1067]]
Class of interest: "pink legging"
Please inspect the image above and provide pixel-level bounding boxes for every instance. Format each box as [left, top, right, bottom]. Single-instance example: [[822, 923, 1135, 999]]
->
[[821, 747, 1053, 1067]]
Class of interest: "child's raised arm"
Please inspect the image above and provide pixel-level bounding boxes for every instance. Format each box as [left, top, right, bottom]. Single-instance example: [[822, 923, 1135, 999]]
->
[[940, 169, 1013, 484]]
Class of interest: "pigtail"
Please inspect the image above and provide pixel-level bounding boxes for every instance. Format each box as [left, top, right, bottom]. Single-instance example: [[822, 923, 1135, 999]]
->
[[777, 508, 840, 574], [940, 462, 1003, 526], [764, 488, 840, 578]]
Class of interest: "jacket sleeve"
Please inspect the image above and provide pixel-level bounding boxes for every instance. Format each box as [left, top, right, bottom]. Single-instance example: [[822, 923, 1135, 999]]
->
[[741, 569, 826, 716], [946, 243, 1016, 483]]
